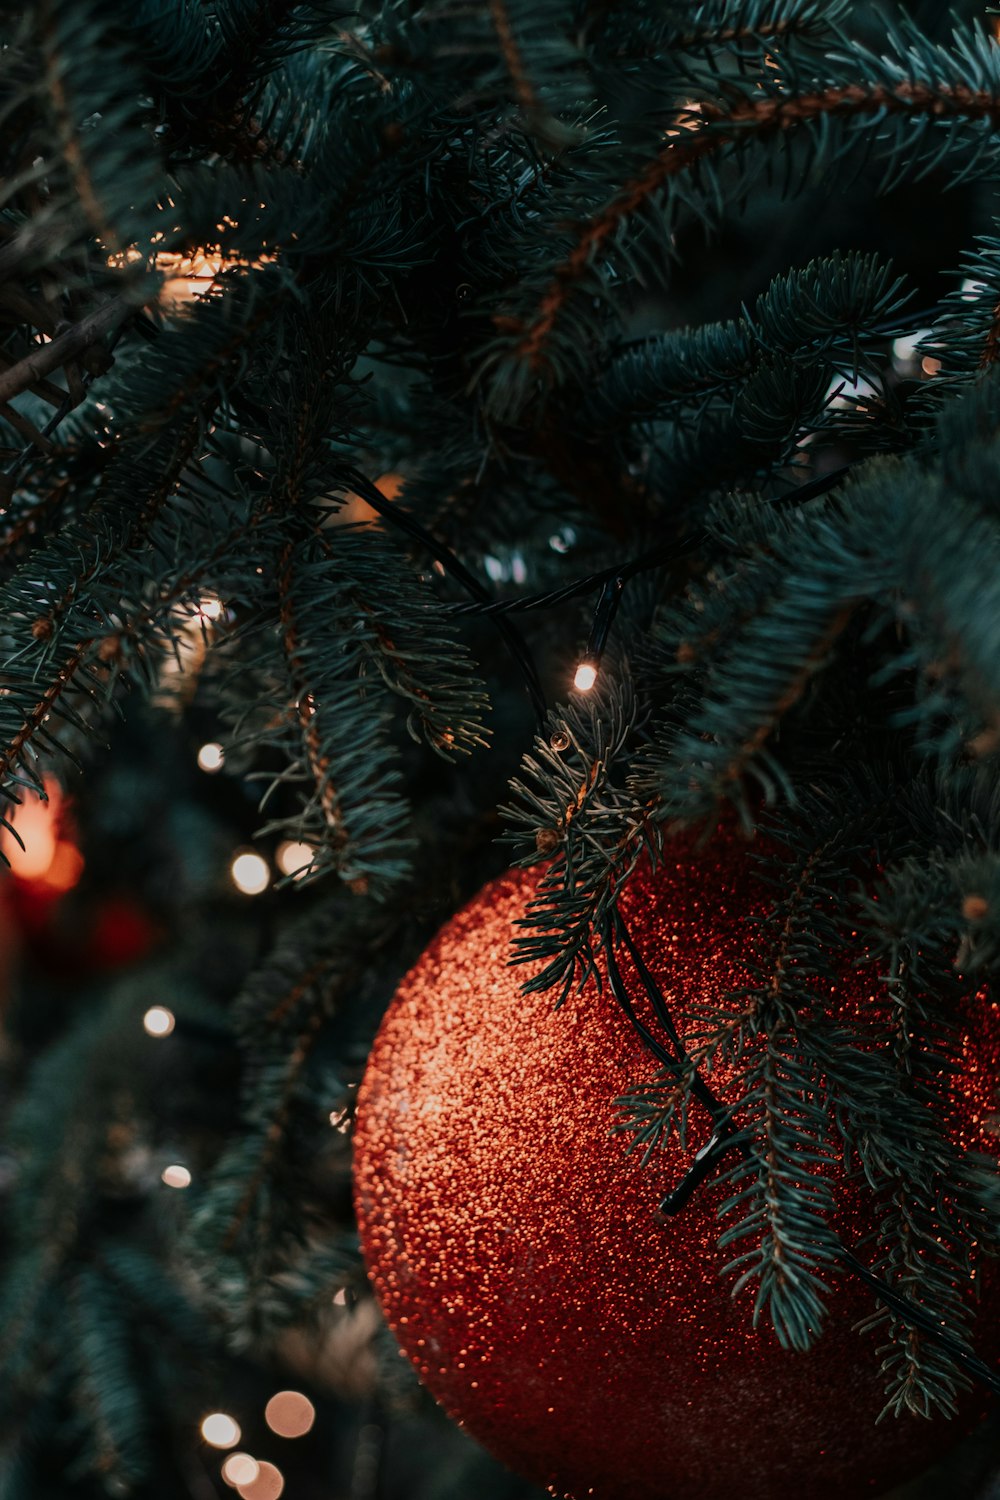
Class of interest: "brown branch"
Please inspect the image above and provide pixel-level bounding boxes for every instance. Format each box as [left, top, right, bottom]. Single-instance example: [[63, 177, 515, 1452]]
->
[[31, 415, 203, 643], [40, 0, 124, 256], [511, 82, 1000, 371], [721, 603, 856, 787], [277, 541, 362, 887], [0, 480, 70, 556], [264, 957, 331, 1030], [0, 643, 88, 784], [489, 0, 543, 122], [767, 842, 826, 1004], [0, 293, 136, 408], [221, 1005, 327, 1253], [979, 299, 1000, 368], [674, 18, 816, 48]]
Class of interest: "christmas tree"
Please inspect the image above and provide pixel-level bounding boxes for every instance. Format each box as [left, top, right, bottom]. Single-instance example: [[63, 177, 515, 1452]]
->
[[4, 0, 1000, 1494]]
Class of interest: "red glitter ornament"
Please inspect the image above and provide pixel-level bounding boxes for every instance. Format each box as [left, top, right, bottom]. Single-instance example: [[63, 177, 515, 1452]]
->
[[354, 827, 1000, 1500]]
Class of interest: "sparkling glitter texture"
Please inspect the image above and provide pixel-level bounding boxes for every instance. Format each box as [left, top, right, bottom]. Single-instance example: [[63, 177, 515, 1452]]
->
[[353, 826, 1000, 1500]]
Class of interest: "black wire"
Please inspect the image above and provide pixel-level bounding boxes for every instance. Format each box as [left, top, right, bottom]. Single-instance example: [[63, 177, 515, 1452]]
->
[[839, 1248, 1000, 1397], [604, 912, 744, 1218], [606, 906, 1000, 1398], [450, 529, 707, 619], [582, 574, 626, 669], [612, 908, 729, 1129], [450, 463, 852, 624], [338, 466, 548, 726]]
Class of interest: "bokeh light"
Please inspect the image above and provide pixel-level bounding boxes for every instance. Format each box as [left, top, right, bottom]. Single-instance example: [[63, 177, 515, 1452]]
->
[[236, 1460, 284, 1499], [143, 1006, 175, 1037], [230, 851, 270, 896], [201, 1413, 241, 1449], [264, 1390, 315, 1439], [221, 1454, 260, 1488], [276, 840, 313, 878], [198, 742, 225, 773]]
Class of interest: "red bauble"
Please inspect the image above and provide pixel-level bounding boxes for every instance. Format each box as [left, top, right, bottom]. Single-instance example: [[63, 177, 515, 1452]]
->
[[354, 827, 1000, 1500]]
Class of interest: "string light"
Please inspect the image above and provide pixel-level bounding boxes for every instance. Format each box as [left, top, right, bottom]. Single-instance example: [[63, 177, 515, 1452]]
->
[[197, 742, 225, 773], [107, 244, 277, 312], [201, 1413, 241, 1449], [573, 574, 624, 694], [162, 1164, 192, 1189], [143, 1006, 175, 1037], [263, 1391, 316, 1439], [235, 1460, 284, 1499], [276, 840, 313, 878], [197, 595, 225, 622], [230, 851, 270, 896], [221, 1454, 260, 1488], [333, 1287, 348, 1306]]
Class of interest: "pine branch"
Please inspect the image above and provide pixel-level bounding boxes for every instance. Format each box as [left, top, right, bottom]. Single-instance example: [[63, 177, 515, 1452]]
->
[[588, 252, 908, 431], [479, 34, 1000, 417], [186, 905, 379, 1342], [503, 678, 651, 1002]]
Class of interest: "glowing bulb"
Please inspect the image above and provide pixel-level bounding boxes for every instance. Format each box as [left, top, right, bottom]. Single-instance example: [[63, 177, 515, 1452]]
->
[[230, 851, 270, 896], [143, 1006, 175, 1037], [332, 1287, 348, 1306], [162, 1164, 192, 1189], [264, 1391, 315, 1439], [574, 662, 597, 692], [222, 1454, 260, 1488], [198, 596, 224, 621], [235, 1460, 284, 1500], [198, 742, 225, 773], [201, 1413, 241, 1449], [276, 840, 313, 878], [0, 774, 83, 892]]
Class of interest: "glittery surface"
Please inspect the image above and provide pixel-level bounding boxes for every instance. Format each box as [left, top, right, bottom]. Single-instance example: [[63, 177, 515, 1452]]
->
[[353, 827, 1000, 1500]]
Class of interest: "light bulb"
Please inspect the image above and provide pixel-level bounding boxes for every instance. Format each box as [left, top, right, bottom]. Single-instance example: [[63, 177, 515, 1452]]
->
[[198, 742, 225, 773], [201, 1412, 241, 1449], [573, 662, 597, 692], [276, 840, 313, 878], [162, 1164, 192, 1189], [143, 1006, 175, 1037], [230, 851, 270, 896]]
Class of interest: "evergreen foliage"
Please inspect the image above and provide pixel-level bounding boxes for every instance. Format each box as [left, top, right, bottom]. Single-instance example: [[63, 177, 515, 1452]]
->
[[3, 0, 1000, 1493]]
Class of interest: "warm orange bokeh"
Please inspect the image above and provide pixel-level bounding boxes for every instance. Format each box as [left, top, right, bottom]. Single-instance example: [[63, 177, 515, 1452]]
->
[[0, 776, 84, 893]]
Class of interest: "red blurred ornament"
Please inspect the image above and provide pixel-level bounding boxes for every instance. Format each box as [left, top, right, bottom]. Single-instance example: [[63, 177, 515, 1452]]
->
[[84, 895, 159, 971], [354, 826, 1000, 1500], [0, 778, 158, 978]]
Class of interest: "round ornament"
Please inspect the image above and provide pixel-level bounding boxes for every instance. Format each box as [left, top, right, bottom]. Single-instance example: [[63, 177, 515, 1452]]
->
[[353, 826, 1000, 1500]]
